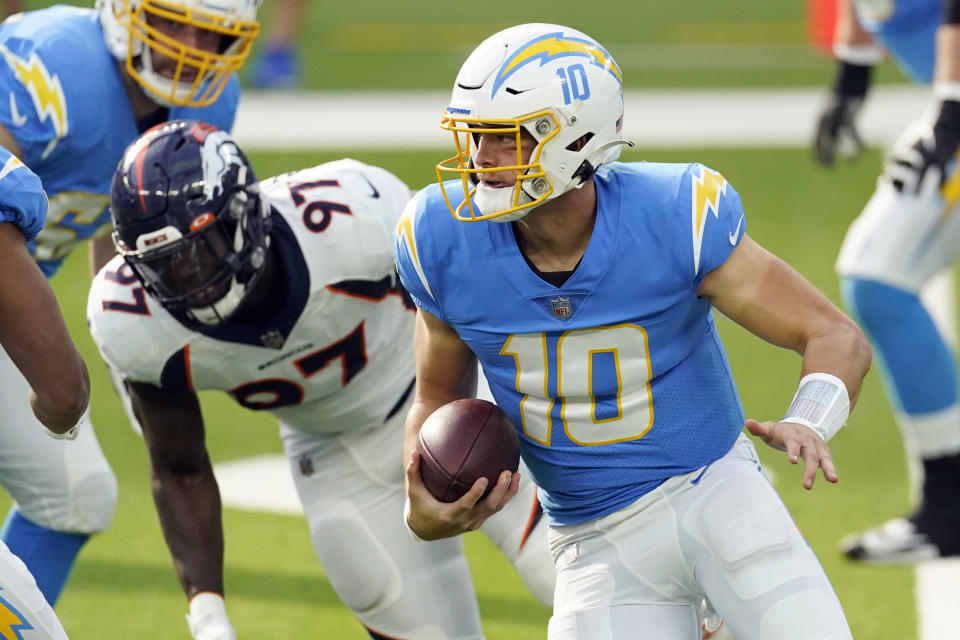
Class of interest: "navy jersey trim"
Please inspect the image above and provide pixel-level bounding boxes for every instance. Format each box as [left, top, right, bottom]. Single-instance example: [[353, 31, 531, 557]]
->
[[159, 346, 191, 391]]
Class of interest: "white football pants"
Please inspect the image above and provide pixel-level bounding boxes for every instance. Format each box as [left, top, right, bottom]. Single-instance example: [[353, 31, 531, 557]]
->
[[0, 347, 116, 533], [547, 436, 851, 640]]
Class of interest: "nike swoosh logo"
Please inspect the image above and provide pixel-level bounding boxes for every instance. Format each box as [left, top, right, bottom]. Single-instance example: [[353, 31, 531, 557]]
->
[[729, 214, 744, 245], [9, 92, 26, 127], [359, 172, 380, 199]]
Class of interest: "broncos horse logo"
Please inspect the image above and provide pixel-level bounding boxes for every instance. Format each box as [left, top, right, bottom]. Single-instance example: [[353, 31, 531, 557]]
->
[[199, 130, 246, 203]]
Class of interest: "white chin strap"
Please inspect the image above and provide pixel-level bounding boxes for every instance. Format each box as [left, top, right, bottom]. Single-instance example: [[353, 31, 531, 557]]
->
[[474, 182, 534, 222]]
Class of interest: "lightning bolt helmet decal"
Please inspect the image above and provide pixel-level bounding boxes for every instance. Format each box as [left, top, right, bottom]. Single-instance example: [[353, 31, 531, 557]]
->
[[491, 31, 623, 98]]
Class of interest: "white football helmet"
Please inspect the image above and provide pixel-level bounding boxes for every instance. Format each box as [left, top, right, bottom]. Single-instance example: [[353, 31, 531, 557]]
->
[[437, 23, 630, 222], [98, 0, 261, 108]]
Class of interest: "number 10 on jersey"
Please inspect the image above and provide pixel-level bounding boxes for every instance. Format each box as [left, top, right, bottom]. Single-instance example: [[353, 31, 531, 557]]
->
[[499, 324, 653, 447]]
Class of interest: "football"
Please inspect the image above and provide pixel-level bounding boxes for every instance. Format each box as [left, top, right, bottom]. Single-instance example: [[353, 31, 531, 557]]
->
[[416, 398, 520, 503]]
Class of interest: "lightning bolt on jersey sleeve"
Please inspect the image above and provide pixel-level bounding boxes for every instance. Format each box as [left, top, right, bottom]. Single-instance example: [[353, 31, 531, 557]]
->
[[0, 7, 241, 277], [0, 146, 46, 241], [394, 188, 443, 319], [0, 10, 83, 163], [678, 162, 747, 287]]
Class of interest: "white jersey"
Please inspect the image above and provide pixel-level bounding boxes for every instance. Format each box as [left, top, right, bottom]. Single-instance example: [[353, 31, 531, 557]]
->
[[87, 159, 416, 435]]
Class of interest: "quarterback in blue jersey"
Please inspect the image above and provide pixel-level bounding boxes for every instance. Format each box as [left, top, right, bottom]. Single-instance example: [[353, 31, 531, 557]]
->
[[824, 0, 960, 564], [0, 0, 260, 609], [396, 24, 872, 640], [0, 145, 88, 639]]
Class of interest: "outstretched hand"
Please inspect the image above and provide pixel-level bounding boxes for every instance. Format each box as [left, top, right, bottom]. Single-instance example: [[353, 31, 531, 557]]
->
[[405, 450, 520, 541], [745, 418, 838, 490]]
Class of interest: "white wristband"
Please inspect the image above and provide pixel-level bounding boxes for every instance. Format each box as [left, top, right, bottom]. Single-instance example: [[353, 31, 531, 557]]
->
[[44, 422, 80, 441], [934, 82, 960, 102], [403, 497, 428, 543], [783, 372, 850, 441], [833, 42, 884, 66]]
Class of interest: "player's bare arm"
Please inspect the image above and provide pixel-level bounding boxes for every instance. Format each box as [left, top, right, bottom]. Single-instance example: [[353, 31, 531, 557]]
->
[[0, 222, 88, 432], [936, 20, 960, 83], [403, 308, 520, 540], [697, 233, 872, 488], [127, 380, 226, 598]]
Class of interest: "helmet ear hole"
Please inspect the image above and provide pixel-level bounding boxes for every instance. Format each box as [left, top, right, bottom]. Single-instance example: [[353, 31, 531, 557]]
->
[[565, 133, 594, 152]]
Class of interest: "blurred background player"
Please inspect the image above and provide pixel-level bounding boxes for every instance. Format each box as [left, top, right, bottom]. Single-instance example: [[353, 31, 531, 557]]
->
[[88, 120, 555, 640], [0, 0, 260, 606], [248, 0, 306, 89], [813, 0, 941, 169], [0, 144, 88, 639], [397, 22, 871, 640], [829, 0, 960, 563]]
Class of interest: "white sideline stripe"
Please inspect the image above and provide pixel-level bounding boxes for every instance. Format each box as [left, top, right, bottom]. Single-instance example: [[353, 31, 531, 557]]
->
[[222, 85, 954, 639], [917, 559, 960, 639], [214, 454, 302, 516], [232, 85, 931, 151]]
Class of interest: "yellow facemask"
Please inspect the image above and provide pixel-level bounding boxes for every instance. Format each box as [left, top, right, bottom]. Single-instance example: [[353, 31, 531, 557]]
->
[[107, 0, 260, 107], [436, 110, 559, 222]]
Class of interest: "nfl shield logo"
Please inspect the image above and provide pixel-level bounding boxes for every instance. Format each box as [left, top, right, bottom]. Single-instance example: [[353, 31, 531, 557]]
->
[[550, 296, 572, 320], [260, 330, 285, 349]]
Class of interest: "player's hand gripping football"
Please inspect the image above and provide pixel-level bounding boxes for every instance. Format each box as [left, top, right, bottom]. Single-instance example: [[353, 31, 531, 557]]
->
[[405, 450, 520, 541], [745, 418, 838, 490]]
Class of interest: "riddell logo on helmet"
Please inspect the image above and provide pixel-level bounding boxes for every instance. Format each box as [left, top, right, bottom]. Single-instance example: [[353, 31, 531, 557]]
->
[[190, 212, 215, 231], [143, 233, 168, 247]]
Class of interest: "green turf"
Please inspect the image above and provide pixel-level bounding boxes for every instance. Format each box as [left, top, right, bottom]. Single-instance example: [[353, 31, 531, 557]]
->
[[2, 145, 913, 638], [25, 0, 911, 89]]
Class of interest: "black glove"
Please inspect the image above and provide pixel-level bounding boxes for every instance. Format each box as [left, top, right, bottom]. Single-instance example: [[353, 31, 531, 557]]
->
[[813, 61, 873, 167], [885, 100, 960, 194]]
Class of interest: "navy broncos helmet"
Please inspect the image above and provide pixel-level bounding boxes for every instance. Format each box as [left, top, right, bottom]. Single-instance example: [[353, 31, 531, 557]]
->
[[110, 119, 272, 325]]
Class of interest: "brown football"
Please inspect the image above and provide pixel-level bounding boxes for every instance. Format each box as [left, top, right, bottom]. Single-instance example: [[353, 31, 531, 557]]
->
[[415, 398, 520, 503]]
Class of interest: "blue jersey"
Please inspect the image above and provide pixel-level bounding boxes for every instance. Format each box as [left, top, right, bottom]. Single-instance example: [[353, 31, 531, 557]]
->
[[0, 6, 240, 276], [853, 0, 938, 82], [396, 162, 747, 525], [0, 145, 47, 241]]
